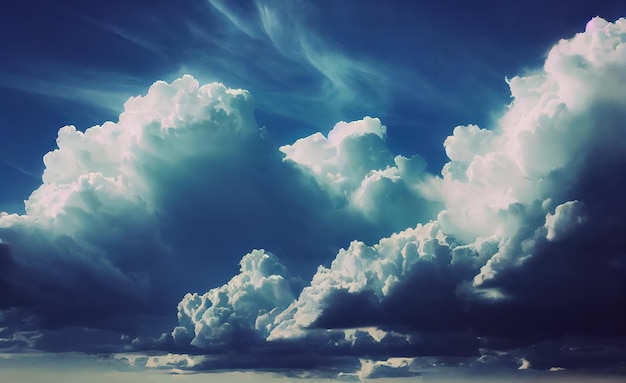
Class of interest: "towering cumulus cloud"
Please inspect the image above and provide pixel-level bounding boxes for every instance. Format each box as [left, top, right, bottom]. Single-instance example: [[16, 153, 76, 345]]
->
[[0, 76, 264, 339], [171, 17, 626, 377], [0, 75, 410, 349]]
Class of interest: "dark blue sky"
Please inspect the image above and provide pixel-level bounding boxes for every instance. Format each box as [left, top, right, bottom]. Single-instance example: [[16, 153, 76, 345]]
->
[[2, 0, 624, 212], [1, 1, 626, 380]]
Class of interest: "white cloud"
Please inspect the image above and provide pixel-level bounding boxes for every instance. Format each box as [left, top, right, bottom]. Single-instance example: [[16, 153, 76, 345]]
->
[[443, 124, 495, 167], [280, 117, 390, 195], [145, 353, 207, 369], [0, 69, 438, 355], [2, 15, 626, 378], [244, 17, 626, 361], [544, 200, 587, 241], [518, 357, 531, 370], [0, 73, 372, 339], [428, 16, 626, 286], [166, 20, 626, 369], [357, 357, 417, 379], [267, 221, 476, 340], [173, 250, 295, 347], [6, 75, 257, 226], [280, 117, 436, 227]]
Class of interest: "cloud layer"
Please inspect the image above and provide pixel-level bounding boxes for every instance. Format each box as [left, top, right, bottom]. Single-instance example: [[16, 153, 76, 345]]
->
[[1, 15, 626, 380]]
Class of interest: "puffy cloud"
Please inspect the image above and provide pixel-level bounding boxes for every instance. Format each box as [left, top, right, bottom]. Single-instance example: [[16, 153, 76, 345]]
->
[[0, 76, 261, 334], [2, 15, 626, 379], [167, 222, 483, 372], [267, 221, 478, 341], [144, 353, 207, 369], [173, 249, 295, 347], [430, 23, 626, 354], [0, 75, 409, 346], [429, 16, 626, 286], [161, 17, 626, 377], [443, 124, 495, 166], [280, 117, 438, 230], [433, 18, 626, 249], [280, 117, 390, 197], [356, 357, 419, 380], [544, 200, 587, 241]]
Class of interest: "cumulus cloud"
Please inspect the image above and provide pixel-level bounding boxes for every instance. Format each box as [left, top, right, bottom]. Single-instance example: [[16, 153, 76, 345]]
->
[[173, 250, 295, 347], [280, 117, 438, 230], [460, 18, 626, 299], [544, 200, 587, 241], [0, 76, 262, 335], [267, 221, 477, 341], [2, 15, 626, 380], [0, 75, 409, 349], [169, 16, 626, 377]]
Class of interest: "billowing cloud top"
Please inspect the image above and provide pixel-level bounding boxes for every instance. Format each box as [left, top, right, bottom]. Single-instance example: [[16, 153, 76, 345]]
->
[[174, 249, 295, 347], [1, 16, 626, 380], [0, 72, 429, 347], [0, 76, 265, 335]]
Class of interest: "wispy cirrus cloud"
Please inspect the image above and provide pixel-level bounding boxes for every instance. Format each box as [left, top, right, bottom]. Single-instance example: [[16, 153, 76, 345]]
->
[[201, 0, 393, 126], [0, 67, 144, 114]]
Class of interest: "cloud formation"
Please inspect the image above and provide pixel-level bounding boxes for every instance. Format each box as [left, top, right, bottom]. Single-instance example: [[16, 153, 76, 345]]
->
[[173, 250, 295, 347], [280, 116, 438, 229], [0, 75, 408, 349], [168, 16, 626, 377], [1, 15, 626, 380]]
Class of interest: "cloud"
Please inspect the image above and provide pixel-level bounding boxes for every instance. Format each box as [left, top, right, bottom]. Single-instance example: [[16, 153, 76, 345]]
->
[[167, 16, 626, 376], [1, 68, 434, 365], [0, 67, 144, 114], [0, 75, 410, 350], [266, 221, 477, 341], [173, 249, 295, 348], [2, 15, 626, 380], [356, 357, 419, 379], [255, 1, 389, 107], [144, 353, 207, 370], [280, 117, 439, 230], [207, 0, 266, 39], [544, 200, 587, 241], [1, 76, 266, 334]]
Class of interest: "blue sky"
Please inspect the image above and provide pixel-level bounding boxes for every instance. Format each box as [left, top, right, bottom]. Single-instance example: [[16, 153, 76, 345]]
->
[[1, 0, 626, 381], [3, 0, 624, 212]]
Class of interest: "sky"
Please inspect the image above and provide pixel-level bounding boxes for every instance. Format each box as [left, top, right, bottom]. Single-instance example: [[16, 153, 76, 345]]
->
[[1, 0, 626, 381]]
